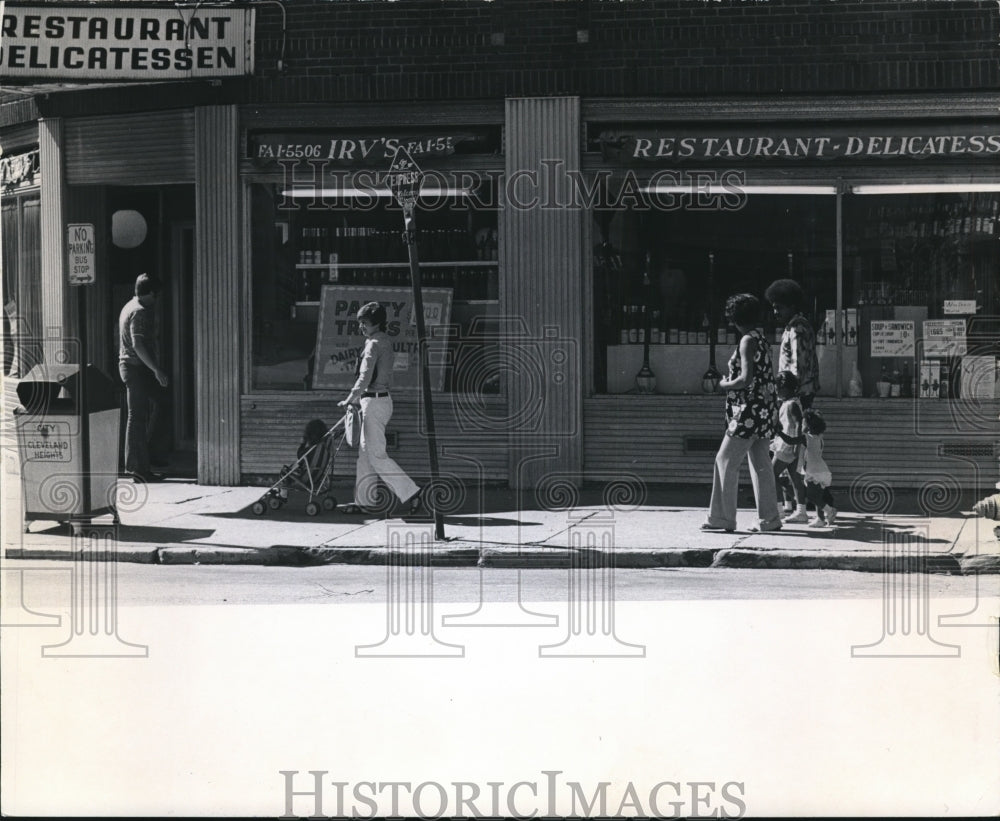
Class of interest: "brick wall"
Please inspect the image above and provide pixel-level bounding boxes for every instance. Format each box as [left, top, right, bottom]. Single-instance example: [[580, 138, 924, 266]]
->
[[248, 0, 1000, 101], [2, 0, 997, 122]]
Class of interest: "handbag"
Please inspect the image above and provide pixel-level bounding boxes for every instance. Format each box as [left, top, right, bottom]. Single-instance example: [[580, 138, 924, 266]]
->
[[343, 404, 362, 448]]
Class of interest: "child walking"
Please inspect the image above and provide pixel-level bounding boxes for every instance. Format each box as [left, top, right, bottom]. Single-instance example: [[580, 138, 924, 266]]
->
[[795, 409, 838, 527], [771, 371, 809, 523]]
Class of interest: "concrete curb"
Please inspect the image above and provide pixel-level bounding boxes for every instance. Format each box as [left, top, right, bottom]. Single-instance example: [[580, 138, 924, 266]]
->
[[6, 543, 1000, 574], [5, 546, 160, 564], [479, 547, 720, 569], [959, 554, 1000, 574], [158, 546, 304, 566], [711, 548, 965, 574], [296, 543, 484, 567]]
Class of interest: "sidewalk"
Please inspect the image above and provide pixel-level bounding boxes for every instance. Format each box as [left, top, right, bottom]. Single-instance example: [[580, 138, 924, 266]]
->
[[3, 478, 999, 573]]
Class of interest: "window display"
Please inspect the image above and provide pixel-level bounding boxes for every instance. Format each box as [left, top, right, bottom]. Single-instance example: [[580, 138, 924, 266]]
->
[[2, 192, 42, 378], [593, 194, 837, 395], [250, 182, 499, 392], [844, 192, 1000, 399], [592, 189, 1000, 399]]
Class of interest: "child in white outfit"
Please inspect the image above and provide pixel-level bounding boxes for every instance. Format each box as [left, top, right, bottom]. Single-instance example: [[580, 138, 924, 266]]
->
[[776, 407, 838, 526], [771, 371, 808, 522], [796, 409, 838, 527]]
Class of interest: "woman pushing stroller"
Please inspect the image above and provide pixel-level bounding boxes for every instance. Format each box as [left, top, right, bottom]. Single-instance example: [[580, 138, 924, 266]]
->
[[338, 301, 424, 516]]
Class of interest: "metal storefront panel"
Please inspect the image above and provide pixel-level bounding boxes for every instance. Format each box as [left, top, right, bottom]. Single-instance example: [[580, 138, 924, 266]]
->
[[64, 109, 194, 185]]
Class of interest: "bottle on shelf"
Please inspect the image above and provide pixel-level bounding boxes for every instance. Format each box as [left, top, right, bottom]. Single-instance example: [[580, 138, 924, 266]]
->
[[304, 227, 314, 263], [298, 226, 308, 264], [486, 265, 499, 301], [352, 226, 363, 263], [474, 265, 487, 300], [456, 227, 470, 260], [890, 366, 901, 398], [314, 228, 325, 264], [637, 306, 646, 344], [878, 363, 889, 397], [298, 226, 308, 263], [619, 306, 630, 345], [650, 310, 661, 345], [339, 227, 350, 263], [848, 363, 863, 397], [326, 251, 339, 284], [465, 265, 478, 300], [628, 306, 639, 344], [363, 227, 375, 264]]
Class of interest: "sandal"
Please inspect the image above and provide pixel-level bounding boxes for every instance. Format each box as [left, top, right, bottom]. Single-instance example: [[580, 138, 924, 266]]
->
[[405, 488, 424, 516], [341, 503, 371, 515]]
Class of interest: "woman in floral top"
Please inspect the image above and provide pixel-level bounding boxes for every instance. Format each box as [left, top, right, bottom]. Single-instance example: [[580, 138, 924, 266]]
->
[[702, 293, 783, 533]]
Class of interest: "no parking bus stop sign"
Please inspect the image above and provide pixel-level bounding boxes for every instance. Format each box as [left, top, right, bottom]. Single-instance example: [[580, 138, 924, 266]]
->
[[67, 223, 96, 286]]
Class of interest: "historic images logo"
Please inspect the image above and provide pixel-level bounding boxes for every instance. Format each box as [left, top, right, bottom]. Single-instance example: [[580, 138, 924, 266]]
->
[[279, 770, 748, 819]]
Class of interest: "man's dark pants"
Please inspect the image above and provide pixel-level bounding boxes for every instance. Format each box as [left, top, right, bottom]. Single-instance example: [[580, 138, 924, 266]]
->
[[119, 363, 159, 476]]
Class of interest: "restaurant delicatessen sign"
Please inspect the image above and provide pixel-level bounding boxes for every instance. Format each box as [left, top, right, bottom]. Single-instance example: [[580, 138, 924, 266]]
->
[[0, 4, 254, 80]]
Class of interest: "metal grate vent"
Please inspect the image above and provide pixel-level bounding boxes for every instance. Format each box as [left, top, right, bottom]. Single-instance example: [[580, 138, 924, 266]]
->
[[937, 443, 995, 458], [684, 436, 720, 454]]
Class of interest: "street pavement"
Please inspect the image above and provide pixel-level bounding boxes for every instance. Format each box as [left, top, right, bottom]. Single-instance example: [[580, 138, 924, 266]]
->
[[3, 473, 999, 573]]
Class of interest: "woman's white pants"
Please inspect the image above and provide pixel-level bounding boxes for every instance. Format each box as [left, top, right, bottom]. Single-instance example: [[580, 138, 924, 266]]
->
[[355, 395, 419, 506]]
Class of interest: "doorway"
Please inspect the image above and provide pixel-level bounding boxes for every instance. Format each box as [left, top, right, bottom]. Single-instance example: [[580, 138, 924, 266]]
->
[[170, 221, 197, 471], [108, 185, 196, 478]]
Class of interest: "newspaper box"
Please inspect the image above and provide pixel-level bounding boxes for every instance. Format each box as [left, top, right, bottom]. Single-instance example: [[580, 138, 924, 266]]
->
[[14, 364, 121, 525]]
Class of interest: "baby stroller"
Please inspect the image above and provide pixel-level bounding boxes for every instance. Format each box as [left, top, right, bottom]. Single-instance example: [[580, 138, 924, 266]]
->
[[252, 414, 349, 516]]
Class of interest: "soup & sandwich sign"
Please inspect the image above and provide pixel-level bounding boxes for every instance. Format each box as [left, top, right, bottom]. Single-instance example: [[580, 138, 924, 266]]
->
[[0, 4, 254, 80]]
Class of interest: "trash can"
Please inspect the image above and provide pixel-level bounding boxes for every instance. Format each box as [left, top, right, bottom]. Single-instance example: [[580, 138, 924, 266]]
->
[[14, 364, 121, 526]]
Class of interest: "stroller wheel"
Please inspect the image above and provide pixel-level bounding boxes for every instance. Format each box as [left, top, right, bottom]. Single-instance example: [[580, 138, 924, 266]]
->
[[252, 501, 266, 516], [305, 501, 320, 517], [322, 496, 336, 511], [268, 496, 283, 510]]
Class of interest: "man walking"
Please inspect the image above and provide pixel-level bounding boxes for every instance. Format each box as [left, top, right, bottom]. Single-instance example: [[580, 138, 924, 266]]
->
[[119, 273, 168, 482], [765, 278, 820, 409]]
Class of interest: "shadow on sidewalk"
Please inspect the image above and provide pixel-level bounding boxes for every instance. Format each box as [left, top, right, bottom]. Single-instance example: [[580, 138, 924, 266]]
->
[[210, 505, 541, 529], [116, 525, 216, 544], [22, 521, 215, 545], [736, 515, 956, 546]]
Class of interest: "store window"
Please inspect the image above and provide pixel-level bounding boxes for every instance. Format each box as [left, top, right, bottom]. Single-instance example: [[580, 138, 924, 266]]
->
[[250, 181, 500, 393], [843, 190, 1000, 399], [593, 193, 837, 395], [2, 187, 42, 378]]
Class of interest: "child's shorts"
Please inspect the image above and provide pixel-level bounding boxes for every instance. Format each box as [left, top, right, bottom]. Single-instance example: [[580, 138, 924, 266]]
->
[[803, 470, 832, 488]]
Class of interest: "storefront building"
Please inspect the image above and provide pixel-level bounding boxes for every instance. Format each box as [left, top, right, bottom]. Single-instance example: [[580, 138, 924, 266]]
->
[[2, 0, 998, 494], [582, 105, 1000, 493]]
